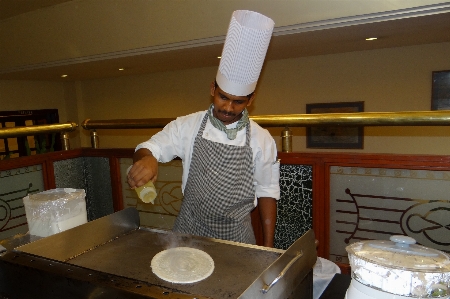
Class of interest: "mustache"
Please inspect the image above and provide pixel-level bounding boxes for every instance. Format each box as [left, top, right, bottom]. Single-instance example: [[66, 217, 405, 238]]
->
[[217, 109, 236, 117]]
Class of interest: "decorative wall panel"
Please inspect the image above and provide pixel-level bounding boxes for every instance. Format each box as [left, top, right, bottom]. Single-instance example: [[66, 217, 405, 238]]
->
[[120, 158, 183, 230], [0, 165, 44, 239], [83, 157, 114, 220], [274, 164, 313, 250], [120, 159, 314, 246], [329, 166, 450, 264], [54, 157, 114, 221], [53, 157, 85, 189]]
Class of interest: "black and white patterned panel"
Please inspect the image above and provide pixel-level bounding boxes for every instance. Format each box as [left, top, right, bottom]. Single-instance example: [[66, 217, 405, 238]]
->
[[53, 157, 114, 221], [274, 164, 313, 250], [82, 157, 114, 221], [53, 157, 85, 190]]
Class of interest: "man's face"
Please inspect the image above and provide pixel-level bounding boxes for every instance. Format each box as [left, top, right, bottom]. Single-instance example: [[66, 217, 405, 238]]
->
[[210, 82, 254, 125]]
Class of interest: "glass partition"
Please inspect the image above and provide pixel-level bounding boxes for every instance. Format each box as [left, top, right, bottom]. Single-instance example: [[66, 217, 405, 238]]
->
[[0, 165, 44, 239], [329, 165, 450, 264]]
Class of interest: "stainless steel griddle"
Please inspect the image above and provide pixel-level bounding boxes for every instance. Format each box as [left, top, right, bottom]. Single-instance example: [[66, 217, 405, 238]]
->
[[0, 207, 317, 299]]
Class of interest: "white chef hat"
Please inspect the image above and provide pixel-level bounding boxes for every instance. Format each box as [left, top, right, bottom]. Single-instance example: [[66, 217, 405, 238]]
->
[[216, 10, 275, 96]]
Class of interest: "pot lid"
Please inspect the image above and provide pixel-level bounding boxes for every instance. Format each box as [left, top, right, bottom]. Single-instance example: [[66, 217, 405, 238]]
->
[[346, 235, 450, 272]]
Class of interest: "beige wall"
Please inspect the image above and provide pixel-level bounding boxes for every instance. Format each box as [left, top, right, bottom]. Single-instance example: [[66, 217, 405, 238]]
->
[[0, 80, 83, 149], [76, 42, 450, 155], [1, 41, 450, 155], [0, 80, 65, 114]]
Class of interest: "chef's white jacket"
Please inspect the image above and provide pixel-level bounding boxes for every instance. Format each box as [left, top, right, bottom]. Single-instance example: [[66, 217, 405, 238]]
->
[[136, 110, 280, 203]]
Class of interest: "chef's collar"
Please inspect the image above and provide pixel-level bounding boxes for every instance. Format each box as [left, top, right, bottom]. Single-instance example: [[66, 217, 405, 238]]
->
[[207, 104, 249, 140]]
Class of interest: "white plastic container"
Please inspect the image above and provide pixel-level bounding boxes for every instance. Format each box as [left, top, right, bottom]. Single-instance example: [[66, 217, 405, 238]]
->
[[23, 188, 88, 237], [346, 235, 450, 299]]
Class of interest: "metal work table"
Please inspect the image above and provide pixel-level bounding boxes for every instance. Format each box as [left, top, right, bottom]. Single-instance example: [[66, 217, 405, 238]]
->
[[0, 208, 317, 299]]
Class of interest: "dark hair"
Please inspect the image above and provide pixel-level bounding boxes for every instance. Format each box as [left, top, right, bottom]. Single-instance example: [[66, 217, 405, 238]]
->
[[214, 80, 254, 99]]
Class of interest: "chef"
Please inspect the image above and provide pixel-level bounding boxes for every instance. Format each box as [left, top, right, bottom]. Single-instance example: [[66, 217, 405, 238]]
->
[[128, 10, 280, 247]]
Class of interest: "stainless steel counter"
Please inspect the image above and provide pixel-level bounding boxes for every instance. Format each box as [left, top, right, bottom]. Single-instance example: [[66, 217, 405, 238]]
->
[[0, 208, 316, 299]]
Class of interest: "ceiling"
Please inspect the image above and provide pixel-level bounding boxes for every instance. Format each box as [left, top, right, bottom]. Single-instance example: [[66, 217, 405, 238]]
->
[[1, 1, 450, 81], [0, 0, 74, 20]]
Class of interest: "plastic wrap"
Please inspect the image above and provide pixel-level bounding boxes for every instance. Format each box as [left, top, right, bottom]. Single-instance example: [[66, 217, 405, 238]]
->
[[23, 188, 88, 237]]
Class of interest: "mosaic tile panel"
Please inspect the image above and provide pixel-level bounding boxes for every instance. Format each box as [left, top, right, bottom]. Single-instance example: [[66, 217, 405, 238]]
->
[[53, 157, 85, 189], [54, 157, 114, 221], [274, 164, 313, 250], [83, 157, 114, 220], [330, 166, 450, 264], [0, 165, 45, 239]]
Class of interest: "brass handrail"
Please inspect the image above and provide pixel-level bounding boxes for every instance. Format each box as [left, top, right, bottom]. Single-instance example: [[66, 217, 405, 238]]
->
[[82, 118, 176, 130], [82, 111, 450, 150], [250, 110, 450, 127], [82, 110, 450, 129], [0, 122, 78, 150]]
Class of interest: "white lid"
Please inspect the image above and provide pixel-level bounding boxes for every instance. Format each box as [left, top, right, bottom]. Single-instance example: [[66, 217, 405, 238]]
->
[[346, 235, 450, 272], [216, 10, 274, 96], [26, 188, 85, 202]]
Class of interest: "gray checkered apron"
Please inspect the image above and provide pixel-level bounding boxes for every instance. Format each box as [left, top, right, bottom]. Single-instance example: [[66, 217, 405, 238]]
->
[[173, 114, 256, 244]]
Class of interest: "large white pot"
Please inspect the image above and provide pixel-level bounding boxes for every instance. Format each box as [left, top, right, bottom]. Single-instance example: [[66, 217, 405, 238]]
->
[[345, 235, 450, 299]]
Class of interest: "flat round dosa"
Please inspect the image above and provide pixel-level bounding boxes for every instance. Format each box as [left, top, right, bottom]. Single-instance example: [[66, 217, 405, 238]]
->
[[151, 247, 214, 283]]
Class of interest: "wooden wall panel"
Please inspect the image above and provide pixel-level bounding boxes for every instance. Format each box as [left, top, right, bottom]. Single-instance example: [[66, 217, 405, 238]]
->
[[2, 148, 449, 270]]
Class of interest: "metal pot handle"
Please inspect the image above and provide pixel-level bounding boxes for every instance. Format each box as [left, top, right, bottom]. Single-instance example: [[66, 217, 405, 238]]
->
[[261, 250, 304, 294]]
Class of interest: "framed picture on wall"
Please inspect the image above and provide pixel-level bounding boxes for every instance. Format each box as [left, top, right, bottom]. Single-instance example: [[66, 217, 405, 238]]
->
[[431, 70, 450, 110], [306, 101, 364, 149]]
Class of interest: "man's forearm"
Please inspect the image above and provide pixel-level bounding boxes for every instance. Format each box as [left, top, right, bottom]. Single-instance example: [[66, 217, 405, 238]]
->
[[258, 197, 277, 247]]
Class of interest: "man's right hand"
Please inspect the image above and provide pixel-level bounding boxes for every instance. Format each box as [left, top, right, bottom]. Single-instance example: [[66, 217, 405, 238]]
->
[[127, 148, 159, 189]]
